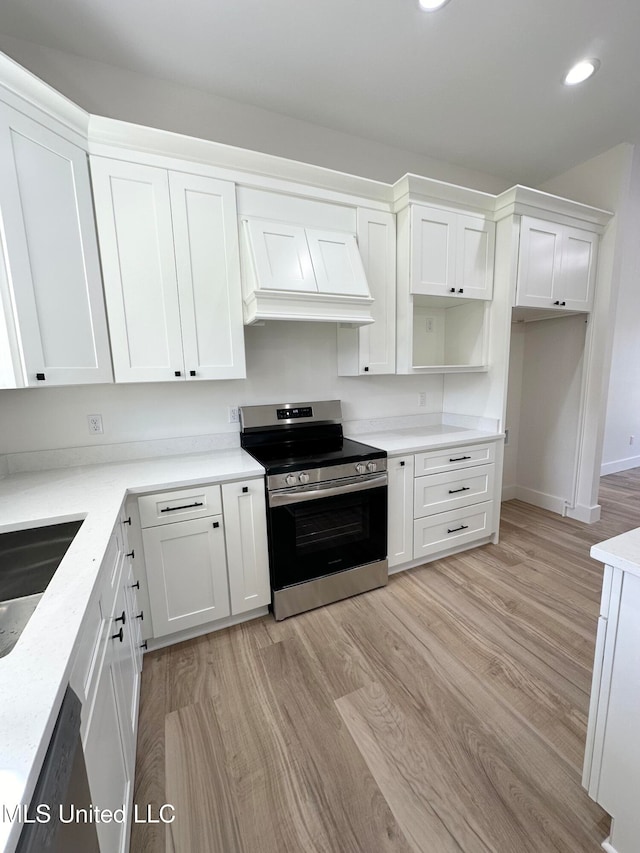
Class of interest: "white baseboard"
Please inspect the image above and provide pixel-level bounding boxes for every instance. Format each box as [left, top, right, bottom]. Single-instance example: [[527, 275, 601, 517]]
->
[[602, 837, 618, 853], [600, 455, 640, 476], [567, 503, 601, 523], [512, 485, 567, 515]]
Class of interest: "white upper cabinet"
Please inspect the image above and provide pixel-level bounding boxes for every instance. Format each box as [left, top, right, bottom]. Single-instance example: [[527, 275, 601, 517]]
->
[[410, 205, 494, 300], [91, 156, 246, 383], [337, 208, 396, 375], [169, 172, 246, 380], [91, 158, 183, 383], [516, 216, 597, 312], [0, 102, 112, 387]]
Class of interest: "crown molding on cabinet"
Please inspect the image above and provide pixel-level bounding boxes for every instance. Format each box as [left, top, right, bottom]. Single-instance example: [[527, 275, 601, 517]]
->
[[87, 115, 392, 211], [494, 185, 612, 232], [391, 173, 497, 217], [0, 51, 88, 147]]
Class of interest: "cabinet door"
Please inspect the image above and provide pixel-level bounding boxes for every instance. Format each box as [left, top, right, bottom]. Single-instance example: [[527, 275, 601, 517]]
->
[[456, 214, 494, 299], [410, 205, 457, 296], [243, 218, 317, 292], [222, 480, 270, 615], [560, 226, 597, 311], [169, 172, 246, 380], [0, 103, 112, 386], [306, 229, 370, 296], [337, 209, 396, 376], [143, 516, 230, 636], [387, 455, 414, 568], [516, 216, 563, 309], [91, 157, 185, 382], [84, 642, 131, 853]]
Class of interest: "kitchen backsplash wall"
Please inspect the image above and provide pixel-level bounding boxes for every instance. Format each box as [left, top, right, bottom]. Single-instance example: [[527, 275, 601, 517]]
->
[[0, 321, 444, 456]]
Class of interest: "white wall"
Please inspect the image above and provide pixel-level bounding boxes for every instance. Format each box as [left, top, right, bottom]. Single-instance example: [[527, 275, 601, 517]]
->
[[0, 34, 510, 193], [599, 147, 640, 474], [0, 322, 444, 454], [516, 315, 587, 509], [539, 144, 640, 482]]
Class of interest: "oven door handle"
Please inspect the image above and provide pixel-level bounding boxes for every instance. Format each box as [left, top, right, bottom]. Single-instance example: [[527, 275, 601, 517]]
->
[[269, 473, 388, 507]]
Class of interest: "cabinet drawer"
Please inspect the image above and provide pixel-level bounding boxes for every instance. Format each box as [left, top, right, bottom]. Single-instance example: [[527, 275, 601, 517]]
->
[[414, 463, 495, 518], [414, 501, 494, 560], [414, 442, 495, 476], [138, 484, 222, 527]]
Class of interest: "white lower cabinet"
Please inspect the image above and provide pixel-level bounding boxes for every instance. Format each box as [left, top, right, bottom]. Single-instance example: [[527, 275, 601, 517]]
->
[[84, 652, 131, 853], [143, 515, 231, 635], [414, 502, 494, 560], [387, 441, 498, 569], [137, 477, 270, 640], [583, 563, 640, 853], [222, 480, 271, 615], [74, 510, 142, 853], [387, 455, 414, 567]]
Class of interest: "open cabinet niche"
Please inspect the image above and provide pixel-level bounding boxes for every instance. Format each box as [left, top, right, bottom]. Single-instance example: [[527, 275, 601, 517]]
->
[[503, 312, 588, 514], [399, 295, 488, 373]]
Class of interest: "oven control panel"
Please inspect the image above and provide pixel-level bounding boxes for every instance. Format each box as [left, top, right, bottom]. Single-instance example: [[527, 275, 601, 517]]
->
[[277, 406, 313, 420], [267, 458, 387, 491]]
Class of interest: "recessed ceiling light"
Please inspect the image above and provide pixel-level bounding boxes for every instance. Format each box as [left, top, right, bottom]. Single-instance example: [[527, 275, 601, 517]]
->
[[418, 0, 451, 10], [564, 59, 600, 86]]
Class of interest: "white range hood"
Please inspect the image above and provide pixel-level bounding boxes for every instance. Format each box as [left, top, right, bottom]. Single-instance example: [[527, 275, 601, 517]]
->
[[240, 217, 374, 325]]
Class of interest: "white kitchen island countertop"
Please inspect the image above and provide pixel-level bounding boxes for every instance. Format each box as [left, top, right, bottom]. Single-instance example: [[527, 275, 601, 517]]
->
[[591, 526, 640, 579], [347, 424, 504, 455], [0, 448, 264, 853]]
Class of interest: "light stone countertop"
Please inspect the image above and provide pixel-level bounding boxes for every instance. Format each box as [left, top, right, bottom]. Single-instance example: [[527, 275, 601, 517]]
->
[[348, 424, 504, 456], [591, 527, 640, 579], [0, 448, 263, 853]]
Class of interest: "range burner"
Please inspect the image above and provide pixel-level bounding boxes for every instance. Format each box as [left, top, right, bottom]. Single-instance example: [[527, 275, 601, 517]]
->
[[240, 400, 388, 620]]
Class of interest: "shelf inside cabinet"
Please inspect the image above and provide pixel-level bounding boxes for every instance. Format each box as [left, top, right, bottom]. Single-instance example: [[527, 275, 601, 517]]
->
[[411, 295, 487, 372]]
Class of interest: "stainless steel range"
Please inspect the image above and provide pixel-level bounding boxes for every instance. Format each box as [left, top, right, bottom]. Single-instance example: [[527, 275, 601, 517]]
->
[[240, 400, 388, 620]]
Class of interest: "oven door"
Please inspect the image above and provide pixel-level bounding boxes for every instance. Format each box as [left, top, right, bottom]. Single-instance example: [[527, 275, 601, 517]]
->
[[267, 473, 387, 590]]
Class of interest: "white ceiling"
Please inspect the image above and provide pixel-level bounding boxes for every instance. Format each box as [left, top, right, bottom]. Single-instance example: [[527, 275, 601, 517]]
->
[[1, 0, 640, 184]]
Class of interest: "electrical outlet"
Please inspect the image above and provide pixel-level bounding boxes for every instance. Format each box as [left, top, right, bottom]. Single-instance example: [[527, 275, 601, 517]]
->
[[504, 428, 510, 446], [418, 391, 427, 407], [425, 317, 434, 333], [87, 414, 103, 434], [228, 406, 240, 424], [630, 435, 635, 446]]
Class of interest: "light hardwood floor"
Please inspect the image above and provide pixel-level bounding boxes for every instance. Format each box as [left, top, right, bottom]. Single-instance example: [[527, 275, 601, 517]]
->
[[131, 469, 640, 853]]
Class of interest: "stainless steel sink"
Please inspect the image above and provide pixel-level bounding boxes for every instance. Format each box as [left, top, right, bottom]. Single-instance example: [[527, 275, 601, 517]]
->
[[0, 520, 83, 658]]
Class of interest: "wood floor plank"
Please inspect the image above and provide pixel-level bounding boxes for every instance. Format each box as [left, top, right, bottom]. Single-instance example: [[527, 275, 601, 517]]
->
[[389, 570, 591, 771], [255, 636, 414, 853], [332, 593, 606, 852]]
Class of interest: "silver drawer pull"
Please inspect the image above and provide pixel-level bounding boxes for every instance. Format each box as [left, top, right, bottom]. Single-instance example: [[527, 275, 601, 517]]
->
[[448, 486, 470, 494], [449, 455, 471, 462], [160, 501, 204, 512], [447, 524, 469, 534]]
